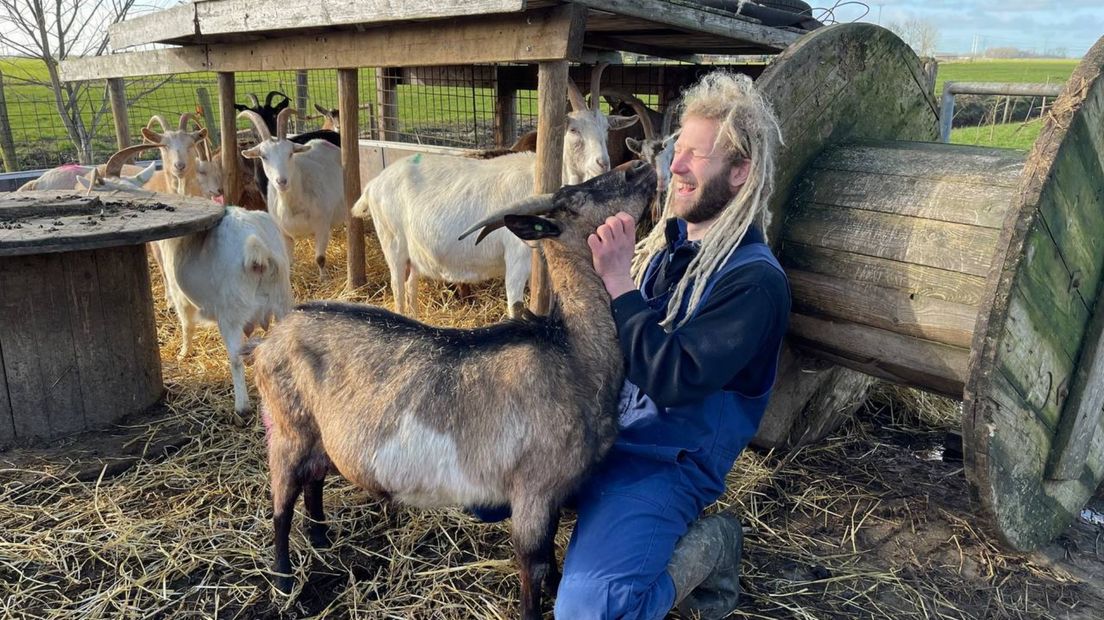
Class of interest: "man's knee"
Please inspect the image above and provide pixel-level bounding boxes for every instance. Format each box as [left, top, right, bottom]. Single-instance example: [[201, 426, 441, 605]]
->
[[553, 574, 675, 620]]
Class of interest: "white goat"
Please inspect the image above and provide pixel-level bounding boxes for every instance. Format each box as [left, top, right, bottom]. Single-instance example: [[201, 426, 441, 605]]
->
[[140, 114, 209, 196], [240, 108, 345, 278], [352, 63, 638, 317], [17, 162, 156, 191], [84, 150, 294, 415]]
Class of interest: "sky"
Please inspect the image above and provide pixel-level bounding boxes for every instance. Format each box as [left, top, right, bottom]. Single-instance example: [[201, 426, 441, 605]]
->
[[813, 0, 1103, 58]]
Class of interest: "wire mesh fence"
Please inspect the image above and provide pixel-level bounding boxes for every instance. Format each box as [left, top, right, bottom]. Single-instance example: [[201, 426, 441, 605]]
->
[[0, 57, 728, 176]]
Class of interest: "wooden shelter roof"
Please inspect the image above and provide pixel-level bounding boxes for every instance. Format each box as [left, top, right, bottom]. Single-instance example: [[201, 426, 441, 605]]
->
[[62, 0, 809, 80]]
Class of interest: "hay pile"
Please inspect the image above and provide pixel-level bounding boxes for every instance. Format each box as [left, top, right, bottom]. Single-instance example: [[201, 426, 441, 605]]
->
[[1, 232, 1100, 619]]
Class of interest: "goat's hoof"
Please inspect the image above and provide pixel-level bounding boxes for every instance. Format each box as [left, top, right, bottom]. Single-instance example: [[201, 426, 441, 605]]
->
[[308, 527, 331, 549], [274, 575, 294, 596], [230, 407, 251, 427]]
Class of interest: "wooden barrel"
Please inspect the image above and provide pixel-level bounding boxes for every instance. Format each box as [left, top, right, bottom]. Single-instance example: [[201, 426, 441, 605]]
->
[[0, 191, 223, 445], [765, 27, 1104, 551]]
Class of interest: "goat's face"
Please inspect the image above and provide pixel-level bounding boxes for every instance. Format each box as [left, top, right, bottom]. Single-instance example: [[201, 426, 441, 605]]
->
[[626, 134, 675, 194], [142, 127, 206, 180], [195, 155, 224, 203], [241, 138, 309, 194], [563, 110, 638, 185], [462, 161, 656, 251]]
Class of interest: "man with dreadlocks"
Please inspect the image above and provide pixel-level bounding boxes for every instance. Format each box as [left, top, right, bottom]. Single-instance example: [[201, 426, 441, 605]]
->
[[553, 71, 791, 619]]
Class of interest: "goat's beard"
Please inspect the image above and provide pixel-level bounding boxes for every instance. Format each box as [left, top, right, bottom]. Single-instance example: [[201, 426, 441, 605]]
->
[[680, 172, 734, 224]]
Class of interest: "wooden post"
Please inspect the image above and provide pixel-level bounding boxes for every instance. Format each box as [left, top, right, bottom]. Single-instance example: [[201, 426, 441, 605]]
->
[[338, 68, 366, 289], [494, 68, 517, 147], [195, 87, 218, 146], [0, 71, 18, 173], [375, 67, 400, 141], [107, 78, 131, 151], [217, 72, 241, 207], [530, 61, 568, 315], [295, 70, 309, 132]]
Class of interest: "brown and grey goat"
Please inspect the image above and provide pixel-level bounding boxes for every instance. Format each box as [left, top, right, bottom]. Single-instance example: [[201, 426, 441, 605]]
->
[[252, 161, 657, 619]]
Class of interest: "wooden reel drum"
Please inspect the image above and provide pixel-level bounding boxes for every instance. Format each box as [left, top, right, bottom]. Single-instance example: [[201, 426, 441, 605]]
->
[[756, 24, 1104, 551]]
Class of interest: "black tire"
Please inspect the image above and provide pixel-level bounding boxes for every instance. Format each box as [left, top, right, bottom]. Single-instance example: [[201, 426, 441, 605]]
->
[[753, 1, 813, 15]]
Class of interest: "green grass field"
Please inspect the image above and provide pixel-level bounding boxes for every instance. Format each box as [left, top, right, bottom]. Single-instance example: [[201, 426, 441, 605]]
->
[[0, 56, 1083, 171]]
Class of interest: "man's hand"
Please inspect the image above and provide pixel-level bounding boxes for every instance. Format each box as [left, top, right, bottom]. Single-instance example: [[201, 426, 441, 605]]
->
[[588, 212, 638, 299]]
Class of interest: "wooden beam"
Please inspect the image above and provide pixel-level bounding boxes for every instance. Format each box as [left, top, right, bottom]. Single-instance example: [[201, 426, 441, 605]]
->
[[529, 60, 569, 315], [194, 0, 525, 39], [60, 48, 210, 81], [338, 69, 366, 289], [108, 2, 198, 51], [206, 6, 585, 72], [64, 5, 583, 80], [217, 73, 241, 210], [106, 78, 130, 150], [571, 0, 798, 51]]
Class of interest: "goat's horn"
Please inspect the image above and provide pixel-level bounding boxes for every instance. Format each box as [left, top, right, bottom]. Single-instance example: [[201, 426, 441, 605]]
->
[[105, 143, 161, 178], [458, 194, 555, 244], [603, 88, 655, 139], [567, 79, 588, 113], [146, 115, 170, 133], [178, 112, 202, 131], [238, 109, 272, 141], [589, 62, 609, 112], [246, 93, 260, 108], [276, 107, 298, 140], [266, 90, 290, 107]]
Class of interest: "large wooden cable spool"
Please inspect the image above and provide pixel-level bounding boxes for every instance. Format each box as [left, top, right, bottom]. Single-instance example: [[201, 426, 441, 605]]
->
[[758, 23, 1104, 550]]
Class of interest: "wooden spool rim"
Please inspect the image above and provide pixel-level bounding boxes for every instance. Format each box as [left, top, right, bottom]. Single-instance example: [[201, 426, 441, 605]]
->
[[962, 35, 1104, 551], [0, 190, 224, 257]]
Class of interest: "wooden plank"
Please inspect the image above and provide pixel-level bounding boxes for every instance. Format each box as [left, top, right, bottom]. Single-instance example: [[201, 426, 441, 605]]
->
[[195, 0, 525, 38], [217, 73, 241, 211], [1037, 111, 1104, 309], [0, 192, 224, 256], [60, 47, 210, 81], [1048, 279, 1104, 479], [996, 290, 1074, 432], [797, 168, 1015, 229], [789, 269, 978, 349], [783, 204, 999, 278], [62, 249, 118, 429], [789, 313, 969, 398], [1013, 224, 1091, 364], [571, 0, 797, 50], [0, 327, 12, 443], [0, 253, 85, 440], [530, 60, 569, 315], [757, 23, 940, 246], [811, 141, 1025, 185], [206, 7, 585, 72], [108, 3, 197, 50], [781, 243, 989, 307], [339, 69, 366, 289]]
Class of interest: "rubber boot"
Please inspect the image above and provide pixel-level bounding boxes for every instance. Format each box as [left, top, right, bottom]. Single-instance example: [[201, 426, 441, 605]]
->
[[667, 511, 744, 619]]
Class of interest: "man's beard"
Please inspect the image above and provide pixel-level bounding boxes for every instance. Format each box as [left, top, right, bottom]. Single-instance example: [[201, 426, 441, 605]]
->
[[680, 172, 735, 224]]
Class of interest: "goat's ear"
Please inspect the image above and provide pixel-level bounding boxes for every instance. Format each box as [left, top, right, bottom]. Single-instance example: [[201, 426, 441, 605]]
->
[[140, 127, 162, 144], [292, 143, 312, 154], [314, 103, 328, 115], [608, 115, 639, 131], [241, 146, 261, 159], [191, 127, 208, 142], [234, 104, 248, 112], [625, 137, 643, 156], [274, 98, 290, 112], [504, 214, 561, 241]]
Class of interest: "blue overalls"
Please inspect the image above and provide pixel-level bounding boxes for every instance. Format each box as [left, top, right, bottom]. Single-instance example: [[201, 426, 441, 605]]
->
[[553, 238, 788, 620]]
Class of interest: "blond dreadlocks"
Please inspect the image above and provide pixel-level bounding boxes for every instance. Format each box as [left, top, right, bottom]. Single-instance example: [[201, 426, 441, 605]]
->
[[630, 71, 782, 330]]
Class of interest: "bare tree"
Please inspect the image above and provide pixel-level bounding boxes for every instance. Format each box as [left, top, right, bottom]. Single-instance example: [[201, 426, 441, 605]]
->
[[0, 0, 164, 163], [887, 17, 940, 58]]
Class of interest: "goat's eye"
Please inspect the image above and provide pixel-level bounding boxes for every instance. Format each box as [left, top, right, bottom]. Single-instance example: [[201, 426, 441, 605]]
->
[[568, 127, 580, 135]]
